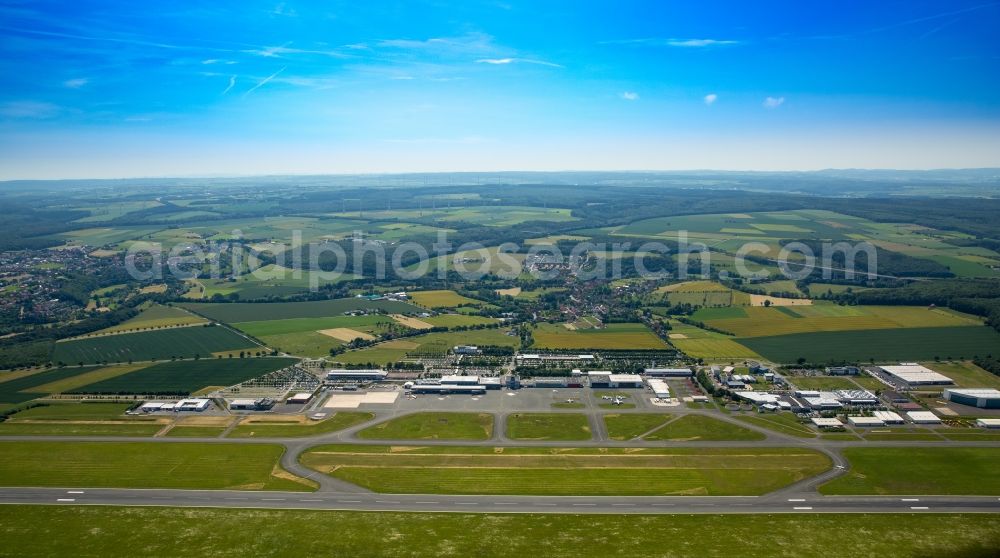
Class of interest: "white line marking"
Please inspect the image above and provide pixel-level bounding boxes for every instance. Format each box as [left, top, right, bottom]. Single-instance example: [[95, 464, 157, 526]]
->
[[612, 503, 635, 507], [788, 498, 806, 502], [225, 497, 248, 500], [901, 498, 920, 502], [56, 498, 75, 502], [415, 501, 439, 505], [910, 506, 929, 510], [375, 500, 400, 504], [793, 506, 813, 510], [456, 502, 478, 506], [299, 499, 323, 502], [494, 502, 517, 505], [651, 504, 675, 507], [572, 503, 596, 507], [338, 500, 362, 503], [261, 498, 285, 501], [66, 491, 84, 494], [535, 503, 557, 506]]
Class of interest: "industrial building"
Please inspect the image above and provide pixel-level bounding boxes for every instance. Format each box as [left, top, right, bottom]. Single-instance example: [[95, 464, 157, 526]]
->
[[646, 378, 671, 399], [410, 383, 486, 395], [811, 417, 843, 428], [608, 374, 643, 388], [286, 392, 313, 405], [175, 398, 211, 412], [907, 411, 942, 424], [873, 410, 905, 424], [880, 364, 953, 386], [587, 371, 612, 388], [229, 398, 274, 410], [532, 377, 568, 388], [976, 418, 1000, 429], [440, 375, 480, 385], [139, 401, 169, 412], [943, 388, 1000, 409], [643, 368, 692, 377], [848, 416, 885, 427], [325, 369, 388, 382], [453, 345, 481, 355]]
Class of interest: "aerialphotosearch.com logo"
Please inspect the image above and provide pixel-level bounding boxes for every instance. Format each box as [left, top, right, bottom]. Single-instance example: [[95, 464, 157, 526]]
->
[[123, 229, 879, 289]]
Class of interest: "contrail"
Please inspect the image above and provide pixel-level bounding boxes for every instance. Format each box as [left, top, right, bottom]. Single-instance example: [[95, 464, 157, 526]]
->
[[244, 66, 286, 97]]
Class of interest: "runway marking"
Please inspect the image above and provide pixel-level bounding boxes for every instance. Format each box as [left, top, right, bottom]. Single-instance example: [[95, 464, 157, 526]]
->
[[793, 507, 813, 510], [535, 503, 557, 506], [572, 503, 596, 507], [651, 504, 674, 507], [910, 506, 929, 510], [225, 497, 248, 500], [300, 499, 323, 502], [456, 502, 478, 506], [901, 498, 920, 502], [612, 503, 635, 507], [67, 491, 84, 494], [415, 501, 439, 504], [376, 500, 400, 504], [261, 498, 285, 501], [494, 502, 517, 505], [56, 498, 75, 502], [338, 500, 362, 503], [787, 498, 806, 502]]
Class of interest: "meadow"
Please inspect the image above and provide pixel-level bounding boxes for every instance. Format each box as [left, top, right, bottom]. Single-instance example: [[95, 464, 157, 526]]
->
[[642, 415, 765, 441], [665, 320, 761, 361], [180, 297, 422, 322], [51, 324, 259, 365], [227, 412, 374, 438], [408, 289, 479, 308], [69, 357, 298, 395], [92, 304, 206, 335], [231, 315, 396, 357], [301, 445, 830, 496], [0, 441, 313, 491], [821, 448, 1000, 495], [356, 412, 494, 440], [4, 507, 998, 558], [603, 413, 674, 440], [531, 322, 667, 350], [506, 413, 592, 441], [334, 329, 518, 365], [0, 367, 114, 404], [741, 326, 1000, 363]]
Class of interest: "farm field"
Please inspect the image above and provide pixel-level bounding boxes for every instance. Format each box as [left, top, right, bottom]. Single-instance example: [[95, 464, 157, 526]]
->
[[184, 266, 361, 299], [301, 445, 830, 496], [408, 290, 479, 308], [4, 508, 998, 558], [411, 245, 527, 277], [0, 367, 116, 404], [665, 320, 761, 360], [179, 297, 423, 323], [69, 357, 298, 395], [227, 412, 374, 438], [21, 364, 150, 394], [420, 314, 497, 328], [332, 205, 578, 227], [919, 361, 1000, 389], [0, 441, 313, 491], [91, 304, 206, 335], [51, 325, 260, 365], [603, 413, 674, 440], [6, 401, 133, 420], [821, 448, 1000, 495], [506, 413, 592, 441], [356, 412, 493, 440], [643, 415, 765, 441], [741, 326, 1000, 364], [230, 315, 396, 357], [333, 329, 518, 365], [531, 322, 667, 350]]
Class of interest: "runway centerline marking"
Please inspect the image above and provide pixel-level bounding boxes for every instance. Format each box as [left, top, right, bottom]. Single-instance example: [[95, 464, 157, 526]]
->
[[793, 507, 813, 510]]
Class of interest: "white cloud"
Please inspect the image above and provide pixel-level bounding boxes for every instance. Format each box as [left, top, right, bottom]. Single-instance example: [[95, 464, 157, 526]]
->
[[704, 93, 718, 105], [63, 78, 88, 89], [601, 38, 740, 48], [621, 91, 639, 101], [763, 96, 786, 108], [222, 75, 236, 95], [477, 58, 513, 65], [0, 101, 60, 118], [476, 57, 562, 68], [202, 59, 238, 65]]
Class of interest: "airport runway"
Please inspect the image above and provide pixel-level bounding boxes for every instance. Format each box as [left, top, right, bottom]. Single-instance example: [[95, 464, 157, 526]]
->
[[2, 487, 999, 514]]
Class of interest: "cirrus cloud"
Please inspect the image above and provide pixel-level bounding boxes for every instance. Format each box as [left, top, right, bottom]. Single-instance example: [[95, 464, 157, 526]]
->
[[704, 93, 718, 105], [763, 96, 785, 108]]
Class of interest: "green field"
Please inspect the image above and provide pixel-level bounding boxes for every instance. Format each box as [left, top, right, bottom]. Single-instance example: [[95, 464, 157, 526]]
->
[[356, 412, 493, 440], [666, 320, 761, 360], [231, 315, 396, 357], [301, 445, 830, 496], [531, 322, 667, 350], [227, 412, 374, 438], [3, 508, 998, 558], [93, 304, 206, 334], [0, 441, 314, 490], [334, 329, 518, 365], [180, 297, 423, 323], [603, 413, 674, 440], [734, 413, 817, 438], [506, 413, 592, 441], [0, 422, 163, 436], [408, 289, 479, 308], [164, 426, 227, 438], [68, 357, 298, 395], [643, 415, 765, 441], [421, 314, 497, 328], [741, 326, 1000, 363], [821, 448, 1000, 495], [920, 360, 1000, 389], [0, 367, 116, 404], [7, 401, 133, 420], [51, 325, 260, 365]]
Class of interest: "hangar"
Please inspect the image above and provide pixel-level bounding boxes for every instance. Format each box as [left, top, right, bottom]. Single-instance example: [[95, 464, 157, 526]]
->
[[944, 388, 1000, 409], [880, 364, 953, 386]]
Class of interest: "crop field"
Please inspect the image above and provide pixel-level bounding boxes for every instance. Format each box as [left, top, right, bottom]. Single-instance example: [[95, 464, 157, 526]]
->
[[301, 445, 830, 496], [642, 415, 765, 441], [666, 321, 761, 360], [696, 305, 981, 338], [603, 413, 674, 440], [919, 361, 1000, 389], [186, 268, 362, 299], [333, 205, 578, 227], [180, 297, 423, 323], [410, 245, 527, 277], [7, 401, 133, 420], [356, 412, 494, 440], [334, 329, 518, 365], [741, 326, 1000, 363], [230, 315, 395, 357], [68, 357, 298, 395], [506, 413, 592, 441], [617, 210, 867, 240], [408, 290, 479, 308], [51, 325, 260, 365], [421, 314, 497, 328], [93, 304, 206, 335], [4, 508, 999, 558], [821, 448, 1000, 495], [227, 412, 374, 438], [531, 322, 667, 350], [0, 367, 125, 404], [0, 441, 313, 491]]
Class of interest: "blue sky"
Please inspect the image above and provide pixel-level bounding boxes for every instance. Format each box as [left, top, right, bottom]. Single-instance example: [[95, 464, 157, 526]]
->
[[1, 0, 999, 179]]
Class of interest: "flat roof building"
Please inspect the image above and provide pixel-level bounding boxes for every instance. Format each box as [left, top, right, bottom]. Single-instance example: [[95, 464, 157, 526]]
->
[[644, 368, 692, 377], [873, 410, 905, 424], [848, 416, 885, 427], [944, 388, 1000, 409], [608, 374, 643, 388], [175, 398, 211, 412], [907, 411, 942, 424], [440, 375, 480, 385], [811, 417, 843, 428], [286, 392, 313, 404], [411, 384, 486, 395], [880, 365, 953, 386], [646, 378, 670, 399], [325, 369, 388, 382], [975, 418, 1000, 429], [139, 402, 167, 412]]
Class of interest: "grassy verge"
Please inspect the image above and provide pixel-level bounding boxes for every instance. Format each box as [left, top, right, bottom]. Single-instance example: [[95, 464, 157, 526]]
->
[[164, 426, 227, 438], [0, 441, 315, 491], [3, 508, 999, 558], [356, 412, 493, 440], [300, 445, 830, 496], [643, 415, 765, 441], [821, 448, 1000, 495], [0, 422, 163, 436], [603, 413, 673, 440], [735, 413, 817, 438], [506, 413, 592, 441], [227, 412, 374, 438]]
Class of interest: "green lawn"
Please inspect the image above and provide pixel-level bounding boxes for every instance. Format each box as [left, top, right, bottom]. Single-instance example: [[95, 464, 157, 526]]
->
[[735, 413, 817, 438], [0, 422, 163, 436], [69, 357, 298, 395], [603, 413, 674, 440], [821, 448, 1000, 495], [3, 508, 998, 558], [643, 415, 765, 441], [356, 412, 493, 440], [506, 413, 592, 441], [164, 426, 227, 438], [8, 401, 134, 420], [0, 441, 314, 490], [228, 412, 374, 438]]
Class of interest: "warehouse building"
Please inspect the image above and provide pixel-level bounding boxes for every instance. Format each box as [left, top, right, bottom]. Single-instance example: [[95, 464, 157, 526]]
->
[[848, 416, 885, 427], [532, 377, 568, 388], [587, 371, 612, 388], [229, 398, 273, 410], [646, 378, 671, 399], [907, 411, 942, 424], [643, 367, 693, 377], [440, 375, 480, 386], [811, 417, 843, 429], [479, 377, 502, 390], [139, 401, 169, 413], [286, 392, 313, 405], [880, 364, 953, 386], [325, 369, 388, 382], [175, 398, 211, 412], [411, 383, 486, 395], [943, 388, 1000, 409], [873, 410, 905, 424], [976, 418, 1000, 429], [608, 374, 643, 388]]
